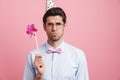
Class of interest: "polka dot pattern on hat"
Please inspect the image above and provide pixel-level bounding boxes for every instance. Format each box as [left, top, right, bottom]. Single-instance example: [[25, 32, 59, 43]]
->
[[46, 0, 56, 11]]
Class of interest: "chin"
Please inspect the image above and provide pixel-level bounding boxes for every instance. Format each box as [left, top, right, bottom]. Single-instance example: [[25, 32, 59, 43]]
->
[[51, 37, 61, 42]]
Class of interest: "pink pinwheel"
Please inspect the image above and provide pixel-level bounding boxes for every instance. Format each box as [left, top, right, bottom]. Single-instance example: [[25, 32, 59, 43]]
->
[[26, 24, 38, 37], [26, 24, 40, 53]]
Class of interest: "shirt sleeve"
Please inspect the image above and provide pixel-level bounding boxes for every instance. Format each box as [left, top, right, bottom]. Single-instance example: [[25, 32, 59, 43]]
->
[[23, 53, 36, 80], [75, 50, 89, 80]]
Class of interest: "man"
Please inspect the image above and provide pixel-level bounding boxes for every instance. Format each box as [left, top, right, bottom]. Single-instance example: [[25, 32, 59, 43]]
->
[[23, 7, 89, 80]]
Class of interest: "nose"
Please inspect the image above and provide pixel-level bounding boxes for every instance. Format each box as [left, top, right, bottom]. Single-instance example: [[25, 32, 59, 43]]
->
[[52, 24, 57, 30]]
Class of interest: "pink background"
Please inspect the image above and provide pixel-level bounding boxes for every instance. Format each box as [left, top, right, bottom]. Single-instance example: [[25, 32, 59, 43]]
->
[[0, 0, 120, 80]]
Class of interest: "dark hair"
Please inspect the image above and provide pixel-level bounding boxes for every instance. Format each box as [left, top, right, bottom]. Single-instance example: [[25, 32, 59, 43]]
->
[[43, 7, 67, 24]]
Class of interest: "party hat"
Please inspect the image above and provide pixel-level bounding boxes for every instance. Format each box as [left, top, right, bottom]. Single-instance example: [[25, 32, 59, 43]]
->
[[46, 0, 57, 11]]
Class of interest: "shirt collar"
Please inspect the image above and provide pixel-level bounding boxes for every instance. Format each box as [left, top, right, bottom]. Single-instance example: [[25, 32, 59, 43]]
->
[[45, 40, 65, 52]]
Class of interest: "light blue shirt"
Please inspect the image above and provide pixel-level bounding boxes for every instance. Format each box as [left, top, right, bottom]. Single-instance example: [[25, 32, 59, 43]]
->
[[23, 41, 89, 80]]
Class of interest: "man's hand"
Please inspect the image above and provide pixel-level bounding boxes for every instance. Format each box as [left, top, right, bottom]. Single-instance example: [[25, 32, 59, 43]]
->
[[34, 54, 45, 80]]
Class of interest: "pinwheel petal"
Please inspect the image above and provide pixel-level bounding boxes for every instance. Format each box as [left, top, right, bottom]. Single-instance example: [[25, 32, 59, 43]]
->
[[26, 24, 38, 37]]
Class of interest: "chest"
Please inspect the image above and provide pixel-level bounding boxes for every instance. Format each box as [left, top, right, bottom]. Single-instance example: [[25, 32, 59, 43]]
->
[[42, 53, 78, 80]]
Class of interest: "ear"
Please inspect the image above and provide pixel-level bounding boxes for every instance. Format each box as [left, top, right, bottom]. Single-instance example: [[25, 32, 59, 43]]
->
[[43, 24, 46, 31], [64, 23, 67, 28]]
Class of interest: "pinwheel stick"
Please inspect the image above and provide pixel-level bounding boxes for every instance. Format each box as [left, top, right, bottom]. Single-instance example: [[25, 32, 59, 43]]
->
[[26, 24, 40, 54], [35, 33, 39, 53]]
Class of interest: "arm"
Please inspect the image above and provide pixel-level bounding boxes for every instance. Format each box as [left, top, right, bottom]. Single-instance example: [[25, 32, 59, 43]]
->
[[23, 53, 36, 80], [75, 51, 89, 80]]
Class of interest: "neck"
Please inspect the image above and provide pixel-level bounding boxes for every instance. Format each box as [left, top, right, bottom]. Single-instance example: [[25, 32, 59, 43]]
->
[[47, 39, 63, 48]]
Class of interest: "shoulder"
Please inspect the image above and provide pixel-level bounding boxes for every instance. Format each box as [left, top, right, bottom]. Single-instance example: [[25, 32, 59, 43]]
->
[[64, 42, 84, 55], [64, 42, 87, 63], [27, 43, 46, 59]]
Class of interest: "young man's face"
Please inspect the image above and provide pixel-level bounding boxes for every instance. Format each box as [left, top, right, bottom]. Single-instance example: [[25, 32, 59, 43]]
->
[[44, 15, 66, 42]]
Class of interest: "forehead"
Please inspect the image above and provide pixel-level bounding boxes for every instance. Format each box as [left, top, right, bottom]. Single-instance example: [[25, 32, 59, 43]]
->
[[46, 16, 63, 23]]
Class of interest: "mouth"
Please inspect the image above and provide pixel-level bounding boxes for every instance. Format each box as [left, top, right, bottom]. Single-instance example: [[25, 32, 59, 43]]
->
[[53, 33, 57, 36], [51, 31, 58, 34], [51, 32, 58, 37]]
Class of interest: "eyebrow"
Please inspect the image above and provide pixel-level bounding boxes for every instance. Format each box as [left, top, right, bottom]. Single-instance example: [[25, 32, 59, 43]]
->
[[47, 22, 63, 24]]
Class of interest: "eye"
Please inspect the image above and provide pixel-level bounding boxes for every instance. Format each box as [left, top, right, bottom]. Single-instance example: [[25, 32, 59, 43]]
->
[[56, 23, 62, 26], [47, 23, 53, 26]]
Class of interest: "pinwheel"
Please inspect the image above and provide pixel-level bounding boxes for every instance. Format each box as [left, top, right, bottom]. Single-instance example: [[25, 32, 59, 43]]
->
[[26, 24, 39, 53]]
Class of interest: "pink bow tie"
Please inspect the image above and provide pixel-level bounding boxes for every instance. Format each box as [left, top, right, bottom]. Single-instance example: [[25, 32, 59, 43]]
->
[[47, 48, 62, 54]]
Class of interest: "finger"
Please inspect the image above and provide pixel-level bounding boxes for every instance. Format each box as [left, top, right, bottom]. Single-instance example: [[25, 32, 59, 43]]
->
[[34, 59, 44, 67], [35, 54, 43, 61], [36, 60, 44, 65], [34, 62, 44, 69], [34, 58, 43, 64], [35, 54, 42, 58], [34, 58, 44, 65], [39, 63, 44, 68]]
